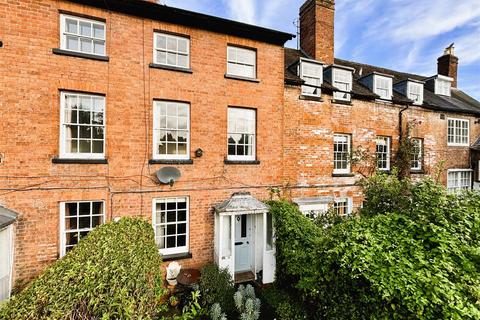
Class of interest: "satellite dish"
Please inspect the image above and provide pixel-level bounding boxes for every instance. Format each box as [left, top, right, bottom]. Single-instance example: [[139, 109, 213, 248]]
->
[[156, 167, 181, 186]]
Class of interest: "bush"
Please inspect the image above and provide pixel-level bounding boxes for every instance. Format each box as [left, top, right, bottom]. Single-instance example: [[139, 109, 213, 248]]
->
[[0, 218, 167, 320], [198, 264, 235, 315], [260, 284, 307, 320], [270, 176, 480, 319]]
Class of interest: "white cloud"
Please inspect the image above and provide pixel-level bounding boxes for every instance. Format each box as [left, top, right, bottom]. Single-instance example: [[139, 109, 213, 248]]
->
[[223, 0, 256, 24]]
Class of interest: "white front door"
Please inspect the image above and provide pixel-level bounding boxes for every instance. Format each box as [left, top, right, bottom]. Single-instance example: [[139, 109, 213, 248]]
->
[[234, 214, 251, 272], [0, 226, 13, 302]]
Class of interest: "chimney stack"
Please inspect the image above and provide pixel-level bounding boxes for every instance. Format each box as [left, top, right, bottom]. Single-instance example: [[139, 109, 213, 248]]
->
[[299, 0, 335, 65], [437, 43, 459, 87]]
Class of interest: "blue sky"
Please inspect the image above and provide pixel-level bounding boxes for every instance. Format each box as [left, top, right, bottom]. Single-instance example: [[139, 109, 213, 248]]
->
[[162, 0, 480, 100]]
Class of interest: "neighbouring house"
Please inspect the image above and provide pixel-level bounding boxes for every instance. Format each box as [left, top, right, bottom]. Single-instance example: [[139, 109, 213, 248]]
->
[[0, 0, 479, 298]]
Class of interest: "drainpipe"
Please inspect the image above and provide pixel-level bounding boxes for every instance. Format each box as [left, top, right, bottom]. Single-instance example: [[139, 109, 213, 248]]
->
[[398, 104, 409, 140]]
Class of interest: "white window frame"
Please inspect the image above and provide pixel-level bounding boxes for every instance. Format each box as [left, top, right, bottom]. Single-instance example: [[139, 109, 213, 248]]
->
[[447, 118, 469, 146], [447, 169, 472, 192], [60, 14, 106, 56], [227, 107, 256, 161], [374, 75, 393, 100], [411, 138, 423, 171], [59, 200, 105, 257], [298, 203, 329, 219], [376, 136, 391, 171], [435, 77, 452, 96], [60, 92, 106, 159], [333, 198, 353, 216], [299, 58, 323, 97], [152, 197, 189, 256], [227, 45, 257, 79], [408, 82, 424, 105], [153, 32, 190, 69], [333, 134, 351, 174], [333, 68, 352, 101], [152, 101, 190, 160]]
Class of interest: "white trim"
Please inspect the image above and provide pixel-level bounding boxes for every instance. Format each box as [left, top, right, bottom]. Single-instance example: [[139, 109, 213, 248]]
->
[[153, 32, 190, 69], [226, 45, 256, 79], [152, 197, 190, 256], [333, 197, 353, 216], [373, 75, 393, 100], [376, 136, 391, 171], [59, 92, 106, 159], [227, 107, 256, 161], [59, 200, 105, 257], [333, 134, 351, 174], [332, 67, 352, 101], [407, 81, 424, 105], [299, 58, 323, 97], [410, 138, 423, 171], [447, 118, 469, 146], [60, 14, 106, 57], [152, 101, 190, 160], [447, 169, 473, 192]]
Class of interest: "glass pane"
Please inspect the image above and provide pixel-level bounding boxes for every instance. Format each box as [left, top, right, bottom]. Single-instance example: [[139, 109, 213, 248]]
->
[[92, 112, 104, 125], [266, 213, 273, 251], [66, 232, 78, 246], [157, 51, 167, 64], [166, 236, 176, 248], [66, 36, 78, 50], [93, 41, 105, 55], [66, 125, 78, 139], [167, 224, 176, 235], [79, 216, 90, 229], [93, 24, 105, 39], [157, 35, 166, 49], [167, 210, 176, 222], [167, 143, 177, 155], [79, 202, 90, 216], [92, 215, 101, 227], [178, 143, 187, 155], [78, 111, 91, 124], [79, 140, 91, 153], [178, 54, 188, 68], [92, 140, 103, 154], [92, 126, 104, 139], [66, 217, 77, 230], [167, 52, 176, 65], [67, 140, 78, 153], [177, 235, 186, 247], [80, 126, 91, 139], [66, 19, 78, 33], [177, 210, 187, 221], [178, 39, 188, 53], [79, 21, 91, 37], [80, 38, 92, 53], [177, 223, 186, 234], [167, 37, 177, 51], [66, 203, 78, 217], [158, 142, 166, 155]]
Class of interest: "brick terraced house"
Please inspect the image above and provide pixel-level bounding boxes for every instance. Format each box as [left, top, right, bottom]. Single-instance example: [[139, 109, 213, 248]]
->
[[0, 0, 479, 300]]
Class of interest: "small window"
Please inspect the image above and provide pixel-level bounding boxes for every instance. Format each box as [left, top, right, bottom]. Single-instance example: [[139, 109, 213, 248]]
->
[[374, 76, 392, 100], [60, 92, 106, 159], [411, 138, 423, 171], [227, 46, 256, 79], [333, 134, 351, 174], [300, 60, 323, 97], [333, 68, 352, 101], [376, 136, 391, 171], [435, 78, 451, 96], [227, 107, 256, 161], [153, 101, 190, 160], [153, 197, 189, 255], [60, 14, 106, 56], [408, 82, 423, 105], [447, 118, 469, 146], [333, 198, 352, 216], [447, 170, 472, 192], [266, 213, 273, 251], [60, 201, 105, 257], [154, 32, 190, 69], [299, 203, 328, 219]]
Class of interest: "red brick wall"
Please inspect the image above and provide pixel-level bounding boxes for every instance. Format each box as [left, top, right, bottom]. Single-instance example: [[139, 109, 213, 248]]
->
[[0, 0, 285, 283]]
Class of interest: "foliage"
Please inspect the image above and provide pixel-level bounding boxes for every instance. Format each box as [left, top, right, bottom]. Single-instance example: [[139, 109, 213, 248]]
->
[[210, 303, 227, 320], [233, 285, 261, 320], [260, 284, 307, 320], [199, 264, 235, 315], [0, 218, 167, 320], [269, 177, 480, 319], [395, 119, 421, 179]]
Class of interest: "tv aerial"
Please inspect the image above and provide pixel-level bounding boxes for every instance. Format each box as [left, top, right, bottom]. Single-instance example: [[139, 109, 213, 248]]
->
[[156, 167, 181, 186]]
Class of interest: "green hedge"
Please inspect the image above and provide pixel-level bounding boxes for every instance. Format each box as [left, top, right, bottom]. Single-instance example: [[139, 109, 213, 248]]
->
[[270, 178, 480, 319], [0, 218, 167, 319]]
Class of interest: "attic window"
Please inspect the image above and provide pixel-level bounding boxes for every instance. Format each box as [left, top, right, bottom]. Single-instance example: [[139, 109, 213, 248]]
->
[[435, 78, 451, 96], [374, 75, 392, 100], [408, 82, 423, 105], [299, 59, 323, 97], [333, 68, 352, 101]]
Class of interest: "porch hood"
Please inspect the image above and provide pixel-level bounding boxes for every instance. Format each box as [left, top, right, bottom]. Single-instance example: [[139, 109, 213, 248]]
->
[[214, 192, 270, 216], [0, 206, 19, 229]]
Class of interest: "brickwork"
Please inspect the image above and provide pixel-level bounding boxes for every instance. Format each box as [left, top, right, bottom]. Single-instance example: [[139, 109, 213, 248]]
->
[[438, 54, 459, 87]]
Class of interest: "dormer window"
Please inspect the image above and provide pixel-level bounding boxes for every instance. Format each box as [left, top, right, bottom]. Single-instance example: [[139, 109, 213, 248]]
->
[[299, 58, 323, 97], [408, 82, 424, 105], [332, 68, 352, 101], [374, 75, 392, 100], [435, 77, 451, 96]]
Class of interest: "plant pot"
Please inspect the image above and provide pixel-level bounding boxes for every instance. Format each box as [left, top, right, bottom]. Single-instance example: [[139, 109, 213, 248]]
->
[[167, 278, 177, 286]]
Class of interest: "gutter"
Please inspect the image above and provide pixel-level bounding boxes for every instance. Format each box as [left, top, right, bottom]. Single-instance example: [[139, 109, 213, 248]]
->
[[399, 104, 410, 140]]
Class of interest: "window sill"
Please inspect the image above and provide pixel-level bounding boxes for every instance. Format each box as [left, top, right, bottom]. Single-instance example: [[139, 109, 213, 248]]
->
[[224, 159, 261, 165], [52, 158, 108, 164], [224, 74, 260, 83], [331, 99, 352, 105], [52, 48, 109, 62], [162, 252, 192, 262], [149, 63, 193, 74], [149, 159, 193, 165], [447, 144, 469, 147], [299, 95, 323, 102], [332, 173, 355, 177], [410, 170, 425, 174]]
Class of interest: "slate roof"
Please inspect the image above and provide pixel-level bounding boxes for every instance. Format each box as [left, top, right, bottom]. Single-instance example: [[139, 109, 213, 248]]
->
[[285, 48, 480, 116], [67, 0, 294, 45], [0, 206, 19, 229], [214, 192, 269, 215]]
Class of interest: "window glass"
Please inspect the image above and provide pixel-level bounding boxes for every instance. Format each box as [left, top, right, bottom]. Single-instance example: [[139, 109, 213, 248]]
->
[[61, 201, 104, 256], [408, 82, 423, 105], [61, 92, 105, 158], [375, 76, 392, 100], [447, 171, 472, 192], [153, 101, 189, 159], [447, 119, 469, 145], [411, 138, 423, 171], [266, 213, 273, 251], [227, 108, 256, 161], [333, 68, 352, 101], [153, 197, 189, 255], [376, 136, 391, 171], [154, 33, 190, 69], [333, 199, 351, 216], [221, 216, 231, 257], [333, 134, 351, 173], [61, 15, 106, 56], [436, 79, 451, 96], [227, 46, 256, 78], [300, 61, 323, 96]]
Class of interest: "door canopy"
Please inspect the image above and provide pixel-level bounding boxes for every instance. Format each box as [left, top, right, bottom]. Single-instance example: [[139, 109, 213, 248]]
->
[[0, 206, 18, 230], [214, 192, 269, 216]]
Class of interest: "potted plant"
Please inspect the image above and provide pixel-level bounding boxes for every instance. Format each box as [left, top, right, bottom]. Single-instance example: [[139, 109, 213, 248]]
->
[[166, 261, 181, 286]]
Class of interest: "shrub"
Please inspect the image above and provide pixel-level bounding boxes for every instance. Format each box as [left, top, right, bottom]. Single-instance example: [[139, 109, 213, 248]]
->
[[0, 218, 167, 320], [270, 176, 480, 319], [199, 264, 235, 315], [233, 284, 260, 320], [260, 284, 307, 320]]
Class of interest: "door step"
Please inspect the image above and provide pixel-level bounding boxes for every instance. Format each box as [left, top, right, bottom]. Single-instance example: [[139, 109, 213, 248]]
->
[[234, 271, 255, 284]]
